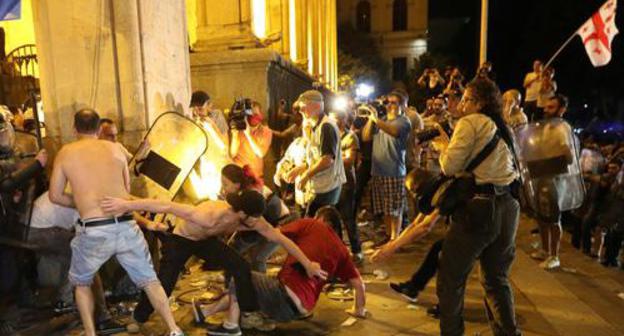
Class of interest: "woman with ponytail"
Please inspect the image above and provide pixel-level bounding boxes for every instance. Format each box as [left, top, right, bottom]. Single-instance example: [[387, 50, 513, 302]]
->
[[430, 78, 521, 336]]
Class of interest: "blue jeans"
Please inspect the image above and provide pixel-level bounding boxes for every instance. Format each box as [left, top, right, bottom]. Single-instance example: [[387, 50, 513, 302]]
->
[[305, 186, 342, 217], [69, 220, 158, 288], [232, 232, 280, 273]]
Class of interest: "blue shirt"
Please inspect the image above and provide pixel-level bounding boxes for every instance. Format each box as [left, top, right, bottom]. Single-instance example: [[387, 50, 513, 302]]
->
[[372, 115, 411, 177]]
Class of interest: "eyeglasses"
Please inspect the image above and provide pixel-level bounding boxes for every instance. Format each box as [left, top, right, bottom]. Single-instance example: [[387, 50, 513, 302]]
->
[[460, 96, 477, 105]]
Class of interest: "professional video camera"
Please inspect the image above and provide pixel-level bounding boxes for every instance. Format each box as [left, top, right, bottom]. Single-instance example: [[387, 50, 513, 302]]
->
[[228, 98, 253, 130]]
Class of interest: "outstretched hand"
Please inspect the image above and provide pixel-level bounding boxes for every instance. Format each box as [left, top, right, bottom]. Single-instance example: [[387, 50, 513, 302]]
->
[[306, 261, 328, 280], [370, 243, 396, 263], [100, 197, 129, 215]]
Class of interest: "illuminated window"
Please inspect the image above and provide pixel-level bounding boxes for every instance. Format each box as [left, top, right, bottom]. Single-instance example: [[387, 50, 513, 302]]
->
[[393, 0, 407, 31], [356, 0, 371, 33]]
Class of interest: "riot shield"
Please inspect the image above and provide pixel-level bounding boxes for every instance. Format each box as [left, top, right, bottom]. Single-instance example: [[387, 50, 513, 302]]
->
[[182, 119, 232, 202], [515, 118, 585, 214], [129, 112, 208, 204], [579, 148, 606, 174]]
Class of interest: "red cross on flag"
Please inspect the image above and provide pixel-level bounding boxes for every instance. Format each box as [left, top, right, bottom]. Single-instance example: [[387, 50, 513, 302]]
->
[[577, 0, 619, 67]]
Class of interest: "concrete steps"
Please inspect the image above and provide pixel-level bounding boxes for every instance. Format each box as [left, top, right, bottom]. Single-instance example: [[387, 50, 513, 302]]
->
[[511, 215, 624, 336]]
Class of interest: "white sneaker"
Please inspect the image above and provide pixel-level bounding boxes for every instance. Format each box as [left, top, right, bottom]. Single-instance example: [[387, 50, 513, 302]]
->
[[540, 256, 560, 270], [530, 250, 548, 260]]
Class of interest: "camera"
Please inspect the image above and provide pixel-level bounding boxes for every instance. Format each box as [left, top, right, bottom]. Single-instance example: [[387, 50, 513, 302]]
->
[[228, 98, 253, 130], [414, 120, 453, 143]]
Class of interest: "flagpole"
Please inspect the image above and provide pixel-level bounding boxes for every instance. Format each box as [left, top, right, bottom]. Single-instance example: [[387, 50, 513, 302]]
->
[[544, 31, 578, 69]]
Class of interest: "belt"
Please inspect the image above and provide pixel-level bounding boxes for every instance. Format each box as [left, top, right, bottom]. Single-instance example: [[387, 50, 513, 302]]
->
[[78, 214, 134, 227], [474, 183, 510, 196]]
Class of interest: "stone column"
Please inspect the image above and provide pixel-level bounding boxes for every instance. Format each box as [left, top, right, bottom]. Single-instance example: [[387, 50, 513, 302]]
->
[[32, 0, 190, 144]]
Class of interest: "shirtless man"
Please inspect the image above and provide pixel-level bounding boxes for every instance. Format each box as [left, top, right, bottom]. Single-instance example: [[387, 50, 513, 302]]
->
[[49, 109, 184, 336], [100, 188, 328, 328]]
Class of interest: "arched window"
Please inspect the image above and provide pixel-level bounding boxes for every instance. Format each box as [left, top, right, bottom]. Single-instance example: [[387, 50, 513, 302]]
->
[[356, 0, 371, 33], [393, 0, 407, 31]]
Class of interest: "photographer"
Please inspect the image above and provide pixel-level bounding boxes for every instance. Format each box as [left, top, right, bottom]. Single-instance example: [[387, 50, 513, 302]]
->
[[290, 90, 346, 217], [362, 90, 412, 242], [418, 68, 446, 98], [443, 67, 465, 96], [190, 90, 229, 143], [431, 78, 520, 336], [230, 101, 273, 179]]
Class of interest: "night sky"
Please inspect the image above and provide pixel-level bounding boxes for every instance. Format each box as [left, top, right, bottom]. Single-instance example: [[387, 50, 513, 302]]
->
[[430, 0, 624, 128]]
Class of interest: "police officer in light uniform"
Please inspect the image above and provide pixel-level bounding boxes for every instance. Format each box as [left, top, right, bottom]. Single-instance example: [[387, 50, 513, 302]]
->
[[430, 78, 521, 336]]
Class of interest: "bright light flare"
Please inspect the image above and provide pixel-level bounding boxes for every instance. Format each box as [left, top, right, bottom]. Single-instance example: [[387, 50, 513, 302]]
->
[[355, 83, 375, 99], [332, 95, 348, 111], [187, 156, 221, 201]]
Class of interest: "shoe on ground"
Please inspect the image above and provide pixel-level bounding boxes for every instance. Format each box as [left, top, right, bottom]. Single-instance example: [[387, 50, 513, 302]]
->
[[389, 282, 419, 303], [95, 318, 126, 335], [530, 250, 548, 261], [540, 256, 560, 270], [426, 304, 440, 319], [207, 323, 242, 336], [53, 300, 76, 314], [191, 298, 205, 325], [168, 331, 186, 336]]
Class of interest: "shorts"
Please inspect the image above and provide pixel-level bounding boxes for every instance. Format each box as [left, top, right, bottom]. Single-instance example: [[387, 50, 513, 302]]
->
[[250, 272, 301, 322], [371, 175, 407, 217], [533, 178, 561, 224], [69, 220, 158, 288]]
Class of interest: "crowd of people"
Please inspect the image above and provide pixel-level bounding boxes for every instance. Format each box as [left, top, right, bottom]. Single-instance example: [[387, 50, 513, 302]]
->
[[0, 56, 622, 336]]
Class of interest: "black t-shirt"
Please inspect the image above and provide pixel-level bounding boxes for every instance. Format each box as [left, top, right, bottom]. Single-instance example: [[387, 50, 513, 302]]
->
[[319, 122, 338, 159]]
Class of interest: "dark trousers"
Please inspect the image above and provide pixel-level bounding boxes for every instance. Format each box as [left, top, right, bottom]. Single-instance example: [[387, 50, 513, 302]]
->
[[603, 229, 623, 265], [524, 101, 540, 122], [354, 159, 372, 214], [335, 185, 362, 254], [406, 239, 444, 292], [133, 234, 257, 322], [306, 186, 341, 217], [437, 193, 520, 336]]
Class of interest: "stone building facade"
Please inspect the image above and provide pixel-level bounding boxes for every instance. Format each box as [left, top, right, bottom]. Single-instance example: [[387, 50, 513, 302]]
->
[[337, 0, 428, 81]]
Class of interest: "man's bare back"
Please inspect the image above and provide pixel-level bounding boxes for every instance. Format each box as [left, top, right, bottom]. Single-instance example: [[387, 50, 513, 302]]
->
[[173, 200, 248, 240], [50, 138, 129, 219]]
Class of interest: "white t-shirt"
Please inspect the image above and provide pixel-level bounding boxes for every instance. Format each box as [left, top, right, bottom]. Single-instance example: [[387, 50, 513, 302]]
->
[[524, 72, 540, 102], [30, 191, 79, 230]]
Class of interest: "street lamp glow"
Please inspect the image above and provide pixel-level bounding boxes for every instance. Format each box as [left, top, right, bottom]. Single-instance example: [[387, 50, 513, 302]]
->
[[332, 95, 348, 111], [355, 83, 375, 99]]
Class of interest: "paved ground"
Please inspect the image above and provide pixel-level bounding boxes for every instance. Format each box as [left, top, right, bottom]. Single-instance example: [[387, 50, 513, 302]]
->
[[16, 213, 624, 336]]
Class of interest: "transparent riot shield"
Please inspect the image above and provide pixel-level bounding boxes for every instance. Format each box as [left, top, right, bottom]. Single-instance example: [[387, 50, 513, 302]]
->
[[579, 148, 606, 174], [129, 112, 208, 205], [515, 118, 585, 214], [182, 119, 232, 202]]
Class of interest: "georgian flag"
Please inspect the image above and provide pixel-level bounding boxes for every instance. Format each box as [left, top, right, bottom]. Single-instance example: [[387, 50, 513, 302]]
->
[[0, 0, 20, 21], [577, 0, 619, 67]]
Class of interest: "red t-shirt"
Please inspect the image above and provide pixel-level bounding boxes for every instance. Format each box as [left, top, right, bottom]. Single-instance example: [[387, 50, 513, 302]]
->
[[278, 218, 360, 311]]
